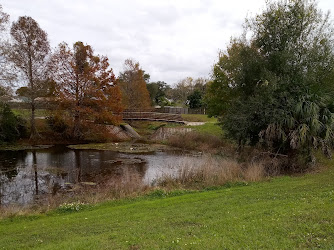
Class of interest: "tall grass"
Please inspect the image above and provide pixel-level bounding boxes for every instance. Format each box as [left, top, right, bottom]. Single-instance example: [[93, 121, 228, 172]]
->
[[157, 156, 267, 189], [167, 132, 223, 152]]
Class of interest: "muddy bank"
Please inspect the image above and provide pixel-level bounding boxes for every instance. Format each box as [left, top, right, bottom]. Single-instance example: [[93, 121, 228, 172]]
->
[[68, 142, 171, 154]]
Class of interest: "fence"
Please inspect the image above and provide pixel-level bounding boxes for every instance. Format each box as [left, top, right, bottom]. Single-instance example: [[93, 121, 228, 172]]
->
[[155, 107, 206, 115]]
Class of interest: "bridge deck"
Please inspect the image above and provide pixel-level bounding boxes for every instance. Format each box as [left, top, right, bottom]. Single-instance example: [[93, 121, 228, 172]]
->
[[121, 111, 185, 124]]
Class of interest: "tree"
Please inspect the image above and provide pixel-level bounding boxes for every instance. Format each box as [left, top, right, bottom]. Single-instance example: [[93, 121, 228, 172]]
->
[[146, 81, 171, 106], [170, 77, 208, 106], [187, 90, 203, 109], [169, 77, 194, 106], [50, 41, 123, 139], [206, 0, 334, 164], [0, 5, 16, 89], [0, 103, 27, 142], [7, 16, 50, 139], [0, 5, 8, 31], [118, 59, 151, 110]]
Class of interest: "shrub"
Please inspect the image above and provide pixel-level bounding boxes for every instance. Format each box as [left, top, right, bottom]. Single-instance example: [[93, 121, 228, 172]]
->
[[0, 103, 27, 142], [46, 114, 69, 134]]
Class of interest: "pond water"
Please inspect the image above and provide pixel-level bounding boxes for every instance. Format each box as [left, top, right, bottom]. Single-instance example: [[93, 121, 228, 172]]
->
[[0, 145, 203, 206]]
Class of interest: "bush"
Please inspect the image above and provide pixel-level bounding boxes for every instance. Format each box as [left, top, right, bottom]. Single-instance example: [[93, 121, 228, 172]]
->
[[46, 115, 69, 134], [0, 103, 27, 142]]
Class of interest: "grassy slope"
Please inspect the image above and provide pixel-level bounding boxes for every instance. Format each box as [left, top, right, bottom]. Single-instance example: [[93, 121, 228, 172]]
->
[[189, 122, 223, 137], [181, 114, 217, 123], [1, 159, 334, 249], [182, 114, 223, 137]]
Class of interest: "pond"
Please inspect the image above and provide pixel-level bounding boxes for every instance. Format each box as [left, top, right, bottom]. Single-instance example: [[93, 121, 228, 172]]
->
[[0, 145, 203, 206]]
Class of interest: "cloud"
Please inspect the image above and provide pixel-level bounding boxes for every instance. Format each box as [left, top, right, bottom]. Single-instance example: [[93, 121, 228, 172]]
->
[[2, 0, 334, 85]]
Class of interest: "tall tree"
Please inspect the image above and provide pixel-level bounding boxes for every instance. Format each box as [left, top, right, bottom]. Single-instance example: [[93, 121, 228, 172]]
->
[[169, 77, 194, 106], [118, 59, 151, 109], [187, 90, 203, 109], [206, 0, 334, 164], [170, 77, 208, 107], [146, 81, 171, 106], [0, 5, 16, 91], [50, 41, 123, 139], [7, 16, 50, 139], [0, 5, 8, 31]]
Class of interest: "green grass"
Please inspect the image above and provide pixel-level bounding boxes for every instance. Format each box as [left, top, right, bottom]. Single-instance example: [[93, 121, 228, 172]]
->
[[1, 159, 334, 249], [12, 109, 47, 119], [181, 114, 217, 122], [180, 114, 223, 136], [190, 122, 223, 137]]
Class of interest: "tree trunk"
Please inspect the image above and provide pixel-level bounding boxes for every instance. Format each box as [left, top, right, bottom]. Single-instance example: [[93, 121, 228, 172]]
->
[[28, 53, 40, 140], [73, 110, 81, 139], [73, 75, 81, 139], [30, 99, 39, 139]]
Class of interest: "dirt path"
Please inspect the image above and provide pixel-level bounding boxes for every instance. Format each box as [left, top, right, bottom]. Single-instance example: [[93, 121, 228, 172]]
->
[[184, 121, 206, 126]]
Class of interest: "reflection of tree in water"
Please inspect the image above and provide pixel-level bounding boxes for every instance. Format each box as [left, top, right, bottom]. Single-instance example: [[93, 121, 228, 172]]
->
[[0, 150, 27, 205], [0, 146, 156, 206], [0, 150, 64, 206], [72, 150, 148, 185], [0, 150, 26, 179], [74, 150, 82, 183], [97, 154, 148, 187]]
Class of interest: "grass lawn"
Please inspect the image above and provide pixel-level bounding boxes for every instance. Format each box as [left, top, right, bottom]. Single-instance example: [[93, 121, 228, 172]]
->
[[12, 109, 48, 119], [181, 114, 217, 123], [189, 122, 223, 137], [1, 158, 334, 249], [181, 114, 223, 137]]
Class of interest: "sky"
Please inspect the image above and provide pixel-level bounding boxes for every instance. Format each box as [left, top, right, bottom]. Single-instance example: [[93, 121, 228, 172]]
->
[[2, 0, 334, 85]]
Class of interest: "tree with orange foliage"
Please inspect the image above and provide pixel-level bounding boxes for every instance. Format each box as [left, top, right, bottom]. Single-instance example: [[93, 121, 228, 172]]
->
[[50, 41, 123, 139], [118, 59, 151, 110]]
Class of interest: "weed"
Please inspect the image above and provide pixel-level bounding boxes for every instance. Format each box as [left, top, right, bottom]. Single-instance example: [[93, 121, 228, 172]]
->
[[57, 201, 89, 213]]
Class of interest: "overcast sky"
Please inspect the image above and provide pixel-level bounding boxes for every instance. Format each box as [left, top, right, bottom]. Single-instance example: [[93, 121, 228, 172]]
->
[[2, 0, 334, 85]]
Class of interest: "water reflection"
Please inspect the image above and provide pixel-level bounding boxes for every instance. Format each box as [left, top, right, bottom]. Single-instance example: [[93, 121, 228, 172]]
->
[[0, 146, 202, 206]]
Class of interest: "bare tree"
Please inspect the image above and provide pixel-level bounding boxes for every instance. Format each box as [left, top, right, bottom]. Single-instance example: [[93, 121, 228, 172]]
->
[[0, 5, 8, 31], [0, 5, 16, 92], [7, 16, 50, 139]]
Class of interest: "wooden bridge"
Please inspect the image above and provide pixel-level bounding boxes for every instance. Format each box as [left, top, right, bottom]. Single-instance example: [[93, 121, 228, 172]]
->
[[121, 110, 185, 124]]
